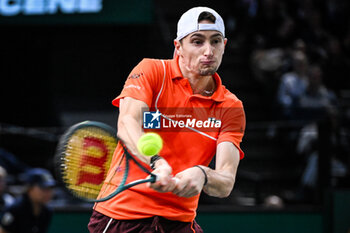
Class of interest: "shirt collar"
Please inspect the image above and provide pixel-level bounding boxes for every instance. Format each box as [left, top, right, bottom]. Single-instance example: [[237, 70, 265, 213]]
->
[[169, 57, 226, 102]]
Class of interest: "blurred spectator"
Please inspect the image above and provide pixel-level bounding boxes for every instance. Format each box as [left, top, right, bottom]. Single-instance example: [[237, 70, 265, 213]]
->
[[0, 168, 56, 233], [0, 167, 14, 210], [291, 64, 348, 203], [295, 122, 347, 203], [251, 47, 285, 84], [248, 0, 350, 115], [276, 51, 309, 118], [295, 64, 338, 154], [0, 148, 30, 178], [299, 9, 329, 63], [299, 64, 338, 119], [223, 0, 350, 203]]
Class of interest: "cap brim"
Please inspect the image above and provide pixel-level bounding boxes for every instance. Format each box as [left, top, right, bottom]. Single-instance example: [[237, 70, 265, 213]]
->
[[38, 181, 56, 188]]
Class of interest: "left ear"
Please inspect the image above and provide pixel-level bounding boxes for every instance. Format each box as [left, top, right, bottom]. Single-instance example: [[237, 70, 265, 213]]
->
[[224, 38, 228, 46], [223, 38, 228, 54]]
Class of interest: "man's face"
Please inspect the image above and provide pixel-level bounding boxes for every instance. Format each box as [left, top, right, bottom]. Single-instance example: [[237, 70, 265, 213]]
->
[[29, 185, 54, 205], [175, 21, 227, 76]]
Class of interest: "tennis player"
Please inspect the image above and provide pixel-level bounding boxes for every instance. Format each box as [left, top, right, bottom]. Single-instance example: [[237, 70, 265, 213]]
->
[[88, 6, 245, 233]]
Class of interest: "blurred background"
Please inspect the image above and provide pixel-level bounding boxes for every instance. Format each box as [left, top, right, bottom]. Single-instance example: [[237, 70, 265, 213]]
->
[[0, 0, 349, 232]]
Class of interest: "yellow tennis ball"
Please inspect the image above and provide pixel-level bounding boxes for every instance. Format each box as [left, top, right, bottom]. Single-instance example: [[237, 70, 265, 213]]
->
[[137, 133, 163, 156]]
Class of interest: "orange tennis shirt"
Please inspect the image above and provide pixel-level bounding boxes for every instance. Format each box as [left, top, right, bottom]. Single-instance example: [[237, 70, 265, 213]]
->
[[94, 57, 245, 222]]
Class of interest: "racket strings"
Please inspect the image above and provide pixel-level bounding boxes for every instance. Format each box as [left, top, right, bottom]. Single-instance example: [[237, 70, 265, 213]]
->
[[60, 126, 117, 200], [97, 145, 126, 200]]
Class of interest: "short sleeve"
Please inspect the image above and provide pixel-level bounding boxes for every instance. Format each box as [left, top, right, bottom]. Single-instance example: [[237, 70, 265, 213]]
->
[[217, 100, 246, 159], [112, 59, 163, 108]]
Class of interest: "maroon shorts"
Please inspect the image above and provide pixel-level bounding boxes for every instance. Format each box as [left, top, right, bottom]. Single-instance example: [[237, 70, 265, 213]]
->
[[88, 210, 203, 233]]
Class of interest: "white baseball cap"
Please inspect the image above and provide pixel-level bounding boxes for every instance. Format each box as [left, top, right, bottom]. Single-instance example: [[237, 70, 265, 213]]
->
[[176, 6, 225, 41]]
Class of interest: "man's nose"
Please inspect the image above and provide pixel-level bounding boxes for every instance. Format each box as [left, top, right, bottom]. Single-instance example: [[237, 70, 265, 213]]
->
[[203, 42, 214, 57]]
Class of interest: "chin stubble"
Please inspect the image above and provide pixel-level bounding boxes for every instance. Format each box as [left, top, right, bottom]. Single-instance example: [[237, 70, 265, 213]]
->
[[199, 67, 217, 76]]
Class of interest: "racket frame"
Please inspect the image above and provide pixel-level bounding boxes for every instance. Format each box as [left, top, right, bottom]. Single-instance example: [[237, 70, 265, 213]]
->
[[55, 121, 157, 203]]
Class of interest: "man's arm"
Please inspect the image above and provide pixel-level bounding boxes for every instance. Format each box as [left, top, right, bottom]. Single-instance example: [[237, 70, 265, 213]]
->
[[118, 97, 176, 192], [117, 97, 149, 164], [173, 141, 240, 198], [202, 141, 240, 197]]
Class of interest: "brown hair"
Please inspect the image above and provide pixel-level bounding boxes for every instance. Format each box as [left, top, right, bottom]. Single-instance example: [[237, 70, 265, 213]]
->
[[198, 11, 216, 23]]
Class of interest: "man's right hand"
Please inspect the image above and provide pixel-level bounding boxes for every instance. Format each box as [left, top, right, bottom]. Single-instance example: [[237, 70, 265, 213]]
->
[[148, 158, 177, 193]]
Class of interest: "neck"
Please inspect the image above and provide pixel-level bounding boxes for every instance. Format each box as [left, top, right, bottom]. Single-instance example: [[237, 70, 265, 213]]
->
[[188, 75, 216, 96], [179, 59, 216, 96], [32, 201, 43, 216]]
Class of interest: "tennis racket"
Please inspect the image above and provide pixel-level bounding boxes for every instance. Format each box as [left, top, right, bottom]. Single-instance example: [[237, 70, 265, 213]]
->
[[55, 121, 158, 202]]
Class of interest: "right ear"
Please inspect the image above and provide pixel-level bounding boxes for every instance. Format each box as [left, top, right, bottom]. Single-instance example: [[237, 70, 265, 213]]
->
[[173, 40, 181, 56]]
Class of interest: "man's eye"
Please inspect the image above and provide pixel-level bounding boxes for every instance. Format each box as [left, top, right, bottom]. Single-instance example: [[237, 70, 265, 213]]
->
[[212, 39, 221, 44], [192, 40, 203, 45]]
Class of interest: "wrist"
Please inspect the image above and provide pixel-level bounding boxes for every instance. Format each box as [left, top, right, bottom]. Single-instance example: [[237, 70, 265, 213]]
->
[[194, 165, 208, 186], [150, 155, 163, 170]]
